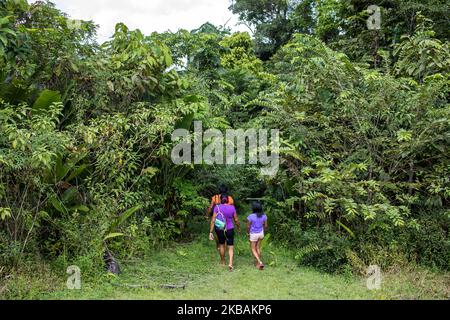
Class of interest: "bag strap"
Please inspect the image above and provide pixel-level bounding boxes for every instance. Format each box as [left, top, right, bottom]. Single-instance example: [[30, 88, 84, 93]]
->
[[216, 204, 227, 231]]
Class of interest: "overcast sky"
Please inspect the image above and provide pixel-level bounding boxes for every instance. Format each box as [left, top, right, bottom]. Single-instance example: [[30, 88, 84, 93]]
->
[[30, 0, 249, 43]]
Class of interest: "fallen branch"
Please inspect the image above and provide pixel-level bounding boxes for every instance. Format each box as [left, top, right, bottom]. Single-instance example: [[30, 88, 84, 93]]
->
[[112, 283, 152, 289], [111, 283, 186, 290], [161, 284, 186, 290]]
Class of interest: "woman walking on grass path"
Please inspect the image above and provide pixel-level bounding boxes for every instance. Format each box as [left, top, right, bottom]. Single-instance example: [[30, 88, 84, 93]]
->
[[206, 185, 234, 218], [209, 194, 241, 271], [247, 201, 268, 270], [206, 184, 235, 250]]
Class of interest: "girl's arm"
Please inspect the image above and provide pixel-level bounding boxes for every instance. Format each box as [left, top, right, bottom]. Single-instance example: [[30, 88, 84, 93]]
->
[[264, 219, 268, 232], [246, 220, 251, 236]]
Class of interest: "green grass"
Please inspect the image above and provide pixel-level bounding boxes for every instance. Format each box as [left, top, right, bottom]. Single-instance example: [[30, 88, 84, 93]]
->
[[3, 217, 449, 300], [42, 236, 377, 300]]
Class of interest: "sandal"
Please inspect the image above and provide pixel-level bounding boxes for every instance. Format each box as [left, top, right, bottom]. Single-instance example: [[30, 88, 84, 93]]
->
[[229, 265, 234, 272], [258, 263, 265, 270]]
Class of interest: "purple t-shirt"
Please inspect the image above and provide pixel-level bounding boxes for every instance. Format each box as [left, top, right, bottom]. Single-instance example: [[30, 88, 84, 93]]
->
[[214, 204, 236, 230], [247, 213, 267, 234]]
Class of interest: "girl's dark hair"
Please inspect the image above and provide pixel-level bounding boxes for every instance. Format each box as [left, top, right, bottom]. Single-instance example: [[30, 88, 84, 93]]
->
[[252, 201, 264, 218]]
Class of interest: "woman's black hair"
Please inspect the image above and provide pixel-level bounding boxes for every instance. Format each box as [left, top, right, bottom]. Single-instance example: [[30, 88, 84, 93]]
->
[[219, 184, 229, 204], [220, 194, 229, 204], [252, 201, 264, 218], [218, 184, 228, 194]]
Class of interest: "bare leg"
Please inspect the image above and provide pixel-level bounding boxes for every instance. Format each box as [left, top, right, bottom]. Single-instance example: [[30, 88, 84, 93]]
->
[[257, 239, 263, 261], [257, 239, 264, 269], [249, 240, 256, 265], [228, 245, 234, 270], [218, 244, 225, 265], [250, 241, 262, 266], [215, 236, 220, 250]]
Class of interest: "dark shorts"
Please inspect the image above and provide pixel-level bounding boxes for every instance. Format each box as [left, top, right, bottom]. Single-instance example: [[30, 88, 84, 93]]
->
[[215, 228, 235, 246]]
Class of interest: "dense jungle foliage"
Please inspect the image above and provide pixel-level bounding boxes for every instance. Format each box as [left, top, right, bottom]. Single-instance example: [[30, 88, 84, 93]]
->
[[0, 0, 449, 286]]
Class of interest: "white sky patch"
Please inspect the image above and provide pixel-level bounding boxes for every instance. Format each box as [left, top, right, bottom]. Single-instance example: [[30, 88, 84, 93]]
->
[[29, 0, 249, 43]]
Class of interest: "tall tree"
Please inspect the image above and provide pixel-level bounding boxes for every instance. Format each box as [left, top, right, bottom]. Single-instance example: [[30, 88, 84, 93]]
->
[[229, 0, 314, 60]]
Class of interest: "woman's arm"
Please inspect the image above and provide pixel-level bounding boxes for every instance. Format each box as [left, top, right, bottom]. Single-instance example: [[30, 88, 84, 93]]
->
[[233, 212, 241, 232], [205, 199, 214, 218], [210, 212, 217, 234]]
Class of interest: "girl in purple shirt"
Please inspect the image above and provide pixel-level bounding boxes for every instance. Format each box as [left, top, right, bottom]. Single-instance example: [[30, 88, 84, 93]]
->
[[246, 201, 268, 270]]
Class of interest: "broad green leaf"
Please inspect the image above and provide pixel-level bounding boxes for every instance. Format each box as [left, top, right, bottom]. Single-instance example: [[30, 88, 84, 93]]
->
[[70, 205, 90, 213], [336, 220, 355, 238], [62, 187, 78, 203], [0, 35, 7, 46], [49, 196, 67, 214], [32, 89, 61, 112], [110, 205, 142, 231], [103, 232, 124, 241], [66, 164, 88, 182]]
